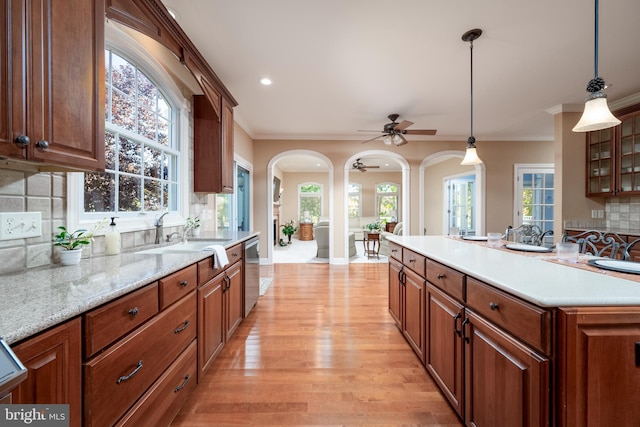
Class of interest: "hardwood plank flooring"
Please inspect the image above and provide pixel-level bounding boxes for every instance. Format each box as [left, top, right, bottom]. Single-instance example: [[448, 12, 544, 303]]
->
[[172, 263, 463, 426]]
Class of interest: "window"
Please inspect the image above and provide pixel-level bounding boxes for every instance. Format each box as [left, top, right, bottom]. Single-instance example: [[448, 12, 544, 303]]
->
[[82, 50, 179, 218], [514, 164, 554, 245], [445, 175, 476, 234], [348, 183, 361, 218], [376, 183, 399, 222], [299, 183, 322, 223], [215, 162, 251, 232]]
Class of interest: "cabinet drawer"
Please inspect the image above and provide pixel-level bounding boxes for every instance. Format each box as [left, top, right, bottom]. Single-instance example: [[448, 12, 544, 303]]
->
[[426, 260, 465, 302], [159, 264, 197, 309], [388, 241, 402, 261], [226, 243, 243, 265], [466, 278, 552, 354], [198, 256, 223, 285], [84, 283, 159, 358], [402, 248, 426, 277], [116, 340, 197, 427], [84, 292, 196, 427]]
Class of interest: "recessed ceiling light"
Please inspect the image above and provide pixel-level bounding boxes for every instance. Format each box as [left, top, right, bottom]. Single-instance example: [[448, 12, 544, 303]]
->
[[316, 163, 321, 167], [259, 77, 272, 86]]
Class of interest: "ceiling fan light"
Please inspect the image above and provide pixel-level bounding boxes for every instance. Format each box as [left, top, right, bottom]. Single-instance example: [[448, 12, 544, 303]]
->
[[383, 135, 393, 145], [572, 92, 621, 132], [392, 134, 403, 145]]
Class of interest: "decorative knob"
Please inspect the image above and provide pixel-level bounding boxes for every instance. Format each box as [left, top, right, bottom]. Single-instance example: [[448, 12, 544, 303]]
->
[[437, 273, 445, 279], [15, 135, 30, 147], [128, 307, 139, 317], [180, 280, 188, 287], [36, 140, 49, 149], [489, 302, 499, 311]]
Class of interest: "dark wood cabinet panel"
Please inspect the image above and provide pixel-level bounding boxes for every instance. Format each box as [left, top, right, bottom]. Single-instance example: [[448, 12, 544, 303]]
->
[[464, 310, 550, 427], [403, 268, 426, 363], [11, 318, 82, 427], [225, 261, 243, 339], [1, 0, 104, 171], [388, 258, 402, 327], [197, 272, 225, 378]]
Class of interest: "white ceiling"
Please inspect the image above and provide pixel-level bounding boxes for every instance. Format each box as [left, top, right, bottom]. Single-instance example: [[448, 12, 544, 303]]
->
[[162, 0, 640, 168]]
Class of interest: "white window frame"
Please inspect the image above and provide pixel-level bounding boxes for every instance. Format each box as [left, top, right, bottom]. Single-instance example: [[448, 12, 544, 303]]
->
[[298, 182, 323, 222], [348, 183, 362, 218], [66, 25, 190, 234], [376, 182, 399, 220], [513, 163, 555, 231]]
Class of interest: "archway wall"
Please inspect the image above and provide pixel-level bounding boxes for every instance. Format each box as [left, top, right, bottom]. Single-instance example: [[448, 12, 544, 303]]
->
[[253, 138, 555, 263]]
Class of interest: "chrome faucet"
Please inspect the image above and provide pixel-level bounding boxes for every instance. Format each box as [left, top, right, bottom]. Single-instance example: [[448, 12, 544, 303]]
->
[[165, 231, 180, 243], [154, 212, 169, 244]]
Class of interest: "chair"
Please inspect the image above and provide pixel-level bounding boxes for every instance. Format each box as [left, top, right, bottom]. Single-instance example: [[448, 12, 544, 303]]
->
[[316, 221, 356, 258], [505, 224, 553, 247], [561, 230, 639, 260]]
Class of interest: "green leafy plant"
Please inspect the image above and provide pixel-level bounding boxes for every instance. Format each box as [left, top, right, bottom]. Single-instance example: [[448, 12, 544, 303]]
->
[[53, 218, 108, 250], [186, 216, 201, 231], [365, 221, 382, 232], [280, 219, 298, 237]]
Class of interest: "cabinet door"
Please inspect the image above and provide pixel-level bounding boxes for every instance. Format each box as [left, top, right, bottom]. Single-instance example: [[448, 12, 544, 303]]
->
[[197, 272, 225, 377], [464, 311, 549, 427], [426, 285, 464, 417], [220, 97, 235, 193], [558, 307, 640, 427], [225, 261, 243, 339], [11, 318, 82, 427], [586, 127, 614, 195], [403, 268, 426, 363], [388, 258, 403, 327], [616, 108, 640, 194]]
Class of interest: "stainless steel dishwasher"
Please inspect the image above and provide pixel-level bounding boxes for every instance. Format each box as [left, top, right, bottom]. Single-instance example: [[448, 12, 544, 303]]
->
[[244, 236, 260, 316]]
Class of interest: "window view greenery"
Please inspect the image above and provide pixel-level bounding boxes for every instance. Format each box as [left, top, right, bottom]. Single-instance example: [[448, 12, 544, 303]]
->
[[376, 183, 399, 222], [348, 183, 361, 218], [83, 50, 178, 215], [521, 172, 554, 232], [299, 183, 322, 223]]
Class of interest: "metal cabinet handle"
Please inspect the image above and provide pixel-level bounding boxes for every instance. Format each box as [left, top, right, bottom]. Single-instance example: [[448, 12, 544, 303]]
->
[[174, 320, 190, 334], [174, 374, 190, 393], [489, 302, 499, 311], [462, 318, 470, 343], [35, 140, 49, 150], [453, 312, 462, 337], [117, 360, 143, 384], [179, 280, 188, 287], [128, 307, 139, 317], [14, 135, 30, 147], [436, 273, 445, 279]]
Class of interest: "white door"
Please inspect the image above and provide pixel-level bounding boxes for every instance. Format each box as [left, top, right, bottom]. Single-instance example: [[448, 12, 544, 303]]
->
[[445, 174, 476, 235], [514, 164, 554, 245]]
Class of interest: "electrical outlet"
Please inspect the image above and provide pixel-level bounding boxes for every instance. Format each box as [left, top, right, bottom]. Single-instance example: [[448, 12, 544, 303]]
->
[[591, 210, 598, 218], [598, 210, 604, 218], [0, 212, 42, 240]]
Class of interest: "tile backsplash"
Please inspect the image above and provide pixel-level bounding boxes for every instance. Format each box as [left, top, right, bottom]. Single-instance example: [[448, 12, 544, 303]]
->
[[606, 196, 640, 231]]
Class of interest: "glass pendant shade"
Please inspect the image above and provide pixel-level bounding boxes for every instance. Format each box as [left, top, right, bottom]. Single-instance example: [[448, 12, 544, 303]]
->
[[382, 135, 393, 145], [461, 146, 482, 165], [392, 134, 403, 145], [572, 93, 621, 132]]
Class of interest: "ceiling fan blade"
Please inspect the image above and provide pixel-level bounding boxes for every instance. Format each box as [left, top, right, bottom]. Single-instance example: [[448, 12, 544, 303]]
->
[[363, 165, 380, 168], [404, 129, 437, 135], [361, 134, 384, 144], [394, 134, 409, 146], [359, 167, 367, 172], [393, 120, 414, 131]]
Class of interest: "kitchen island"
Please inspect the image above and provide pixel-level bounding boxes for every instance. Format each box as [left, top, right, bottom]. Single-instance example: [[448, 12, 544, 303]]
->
[[387, 235, 640, 427]]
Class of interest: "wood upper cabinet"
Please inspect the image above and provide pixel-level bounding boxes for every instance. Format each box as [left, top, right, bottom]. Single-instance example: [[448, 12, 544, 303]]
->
[[11, 318, 82, 427], [587, 103, 640, 196], [426, 284, 464, 418], [558, 307, 640, 427], [464, 310, 550, 427], [0, 0, 104, 171], [193, 94, 235, 193]]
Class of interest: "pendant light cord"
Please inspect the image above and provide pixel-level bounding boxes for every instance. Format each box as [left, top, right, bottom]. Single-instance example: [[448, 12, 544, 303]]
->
[[587, 0, 605, 92], [469, 39, 475, 144]]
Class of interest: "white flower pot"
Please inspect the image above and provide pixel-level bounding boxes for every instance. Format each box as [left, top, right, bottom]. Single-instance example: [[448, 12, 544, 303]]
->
[[191, 227, 201, 237], [60, 249, 83, 266]]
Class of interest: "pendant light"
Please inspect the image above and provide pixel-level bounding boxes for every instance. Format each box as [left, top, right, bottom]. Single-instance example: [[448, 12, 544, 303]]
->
[[572, 0, 620, 132], [461, 29, 484, 165]]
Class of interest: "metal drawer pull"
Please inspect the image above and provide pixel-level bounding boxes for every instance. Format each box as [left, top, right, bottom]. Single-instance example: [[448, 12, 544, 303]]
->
[[453, 312, 462, 337], [437, 273, 445, 279], [174, 320, 190, 334], [117, 360, 143, 384], [128, 307, 139, 317], [489, 302, 499, 311], [462, 318, 470, 343], [179, 280, 188, 287], [174, 374, 190, 393]]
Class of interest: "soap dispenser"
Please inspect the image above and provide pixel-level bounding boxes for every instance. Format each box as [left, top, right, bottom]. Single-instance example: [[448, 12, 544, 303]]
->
[[105, 217, 121, 255]]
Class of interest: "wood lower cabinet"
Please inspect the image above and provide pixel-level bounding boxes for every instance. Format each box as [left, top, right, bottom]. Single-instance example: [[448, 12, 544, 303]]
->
[[402, 268, 426, 363], [388, 258, 403, 327], [558, 307, 640, 427], [10, 318, 82, 427], [464, 310, 550, 427], [425, 285, 464, 417], [299, 223, 313, 241], [1, 0, 104, 171]]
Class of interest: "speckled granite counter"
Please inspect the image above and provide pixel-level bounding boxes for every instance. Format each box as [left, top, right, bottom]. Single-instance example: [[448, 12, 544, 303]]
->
[[388, 235, 640, 307], [0, 232, 257, 345]]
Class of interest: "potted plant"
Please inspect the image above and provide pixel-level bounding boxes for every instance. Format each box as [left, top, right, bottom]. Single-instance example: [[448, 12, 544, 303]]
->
[[53, 218, 107, 265], [365, 221, 382, 233], [280, 219, 298, 244], [186, 216, 201, 237]]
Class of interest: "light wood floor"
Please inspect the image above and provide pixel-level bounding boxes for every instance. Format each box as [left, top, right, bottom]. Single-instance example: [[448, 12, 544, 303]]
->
[[172, 263, 463, 426]]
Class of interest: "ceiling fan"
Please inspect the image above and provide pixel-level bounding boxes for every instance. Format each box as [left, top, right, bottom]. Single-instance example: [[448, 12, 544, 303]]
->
[[360, 113, 437, 146], [352, 158, 380, 172]]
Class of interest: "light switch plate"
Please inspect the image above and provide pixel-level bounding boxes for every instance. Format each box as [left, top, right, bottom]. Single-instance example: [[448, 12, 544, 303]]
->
[[0, 212, 42, 240]]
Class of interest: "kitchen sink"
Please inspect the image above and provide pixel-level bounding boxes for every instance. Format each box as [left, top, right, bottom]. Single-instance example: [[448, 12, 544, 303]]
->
[[136, 239, 230, 255]]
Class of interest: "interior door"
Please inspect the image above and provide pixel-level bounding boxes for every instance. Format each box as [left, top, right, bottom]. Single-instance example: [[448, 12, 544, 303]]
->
[[514, 165, 554, 245], [445, 175, 476, 235]]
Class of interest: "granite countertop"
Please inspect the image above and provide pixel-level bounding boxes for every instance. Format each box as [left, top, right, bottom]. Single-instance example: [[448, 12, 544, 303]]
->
[[388, 235, 640, 307], [0, 231, 258, 345]]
